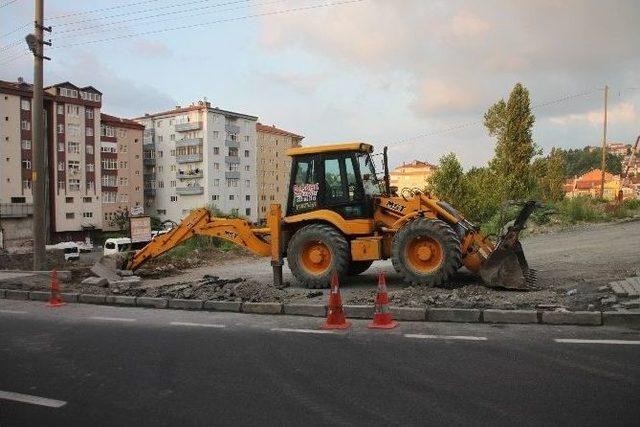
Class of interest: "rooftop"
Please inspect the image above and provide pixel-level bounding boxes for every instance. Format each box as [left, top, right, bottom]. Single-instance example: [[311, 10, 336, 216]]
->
[[133, 100, 257, 121], [101, 113, 145, 129], [257, 123, 304, 140]]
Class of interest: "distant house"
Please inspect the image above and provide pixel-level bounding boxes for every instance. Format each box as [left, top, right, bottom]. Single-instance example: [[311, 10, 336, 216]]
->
[[563, 169, 634, 200], [389, 160, 438, 191]]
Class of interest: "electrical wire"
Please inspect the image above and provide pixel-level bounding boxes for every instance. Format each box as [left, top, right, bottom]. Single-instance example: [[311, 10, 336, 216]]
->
[[0, 0, 19, 9], [51, 0, 365, 49], [0, 50, 30, 67], [48, 0, 164, 20]]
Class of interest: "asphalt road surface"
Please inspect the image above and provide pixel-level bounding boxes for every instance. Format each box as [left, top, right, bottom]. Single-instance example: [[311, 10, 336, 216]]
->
[[1, 300, 639, 427]]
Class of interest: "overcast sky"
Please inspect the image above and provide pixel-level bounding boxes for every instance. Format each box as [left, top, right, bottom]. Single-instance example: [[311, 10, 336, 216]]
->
[[1, 0, 638, 168]]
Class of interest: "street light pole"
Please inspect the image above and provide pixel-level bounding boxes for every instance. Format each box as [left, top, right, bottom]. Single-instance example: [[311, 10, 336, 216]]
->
[[29, 0, 50, 270], [599, 85, 608, 199]]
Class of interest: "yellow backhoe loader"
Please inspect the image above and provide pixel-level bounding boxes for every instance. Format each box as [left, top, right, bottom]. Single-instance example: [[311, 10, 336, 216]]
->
[[126, 143, 537, 290]]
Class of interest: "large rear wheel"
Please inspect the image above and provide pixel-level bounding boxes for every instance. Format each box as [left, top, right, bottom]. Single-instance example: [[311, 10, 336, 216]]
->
[[391, 218, 461, 286], [287, 224, 349, 289]]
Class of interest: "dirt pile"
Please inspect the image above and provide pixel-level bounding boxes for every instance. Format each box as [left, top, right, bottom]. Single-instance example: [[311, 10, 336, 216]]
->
[[113, 274, 285, 302]]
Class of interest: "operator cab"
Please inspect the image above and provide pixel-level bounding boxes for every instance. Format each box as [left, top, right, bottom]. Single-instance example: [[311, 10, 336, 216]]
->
[[286, 143, 385, 219]]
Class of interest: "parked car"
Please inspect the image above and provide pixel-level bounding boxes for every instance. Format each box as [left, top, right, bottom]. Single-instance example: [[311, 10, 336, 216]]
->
[[46, 242, 80, 261]]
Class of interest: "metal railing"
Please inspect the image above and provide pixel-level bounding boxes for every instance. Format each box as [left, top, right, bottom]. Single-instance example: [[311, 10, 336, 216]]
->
[[0, 203, 34, 218]]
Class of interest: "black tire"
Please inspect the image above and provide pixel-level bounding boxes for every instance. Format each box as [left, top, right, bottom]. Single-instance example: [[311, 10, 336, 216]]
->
[[391, 218, 462, 286], [287, 223, 350, 289], [347, 260, 374, 276]]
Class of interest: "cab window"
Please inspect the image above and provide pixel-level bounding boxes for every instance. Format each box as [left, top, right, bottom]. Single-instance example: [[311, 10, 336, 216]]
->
[[289, 157, 319, 214]]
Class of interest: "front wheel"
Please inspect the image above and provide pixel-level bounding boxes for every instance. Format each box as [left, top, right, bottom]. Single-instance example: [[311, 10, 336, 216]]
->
[[391, 218, 461, 286], [287, 224, 350, 289]]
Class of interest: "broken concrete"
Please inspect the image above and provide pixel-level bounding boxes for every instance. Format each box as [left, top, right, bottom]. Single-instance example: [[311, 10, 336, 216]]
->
[[81, 277, 108, 287]]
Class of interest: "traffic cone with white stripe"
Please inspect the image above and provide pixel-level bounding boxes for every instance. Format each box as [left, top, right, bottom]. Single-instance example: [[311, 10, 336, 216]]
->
[[321, 272, 350, 330], [47, 269, 65, 308], [368, 272, 397, 329]]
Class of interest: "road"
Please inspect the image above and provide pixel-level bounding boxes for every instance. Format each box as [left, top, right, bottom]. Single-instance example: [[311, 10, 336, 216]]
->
[[1, 300, 639, 426]]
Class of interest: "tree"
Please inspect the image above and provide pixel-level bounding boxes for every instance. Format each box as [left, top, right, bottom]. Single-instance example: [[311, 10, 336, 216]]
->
[[484, 83, 538, 200], [109, 207, 130, 231], [427, 153, 468, 211], [561, 147, 623, 178], [533, 148, 566, 201]]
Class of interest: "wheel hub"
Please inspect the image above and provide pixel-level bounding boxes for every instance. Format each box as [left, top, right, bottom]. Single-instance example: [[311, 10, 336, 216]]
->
[[406, 236, 443, 273], [300, 241, 332, 274]]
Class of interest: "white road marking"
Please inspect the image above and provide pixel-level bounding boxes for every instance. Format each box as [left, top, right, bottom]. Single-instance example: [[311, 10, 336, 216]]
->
[[555, 338, 640, 345], [89, 316, 136, 322], [405, 334, 488, 341], [271, 328, 336, 335], [0, 309, 27, 314], [170, 321, 226, 328], [0, 390, 67, 408]]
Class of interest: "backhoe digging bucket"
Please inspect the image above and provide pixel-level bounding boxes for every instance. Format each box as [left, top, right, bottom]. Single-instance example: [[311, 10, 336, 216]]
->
[[479, 201, 538, 290]]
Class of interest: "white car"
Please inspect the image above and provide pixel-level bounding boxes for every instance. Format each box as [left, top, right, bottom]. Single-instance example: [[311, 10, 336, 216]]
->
[[46, 242, 80, 261]]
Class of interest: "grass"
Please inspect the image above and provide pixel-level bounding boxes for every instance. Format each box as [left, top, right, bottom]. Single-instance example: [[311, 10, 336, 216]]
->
[[164, 235, 237, 259]]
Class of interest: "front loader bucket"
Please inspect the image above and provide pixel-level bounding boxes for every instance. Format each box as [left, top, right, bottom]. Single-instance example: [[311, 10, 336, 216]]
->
[[479, 200, 539, 290], [479, 240, 537, 290]]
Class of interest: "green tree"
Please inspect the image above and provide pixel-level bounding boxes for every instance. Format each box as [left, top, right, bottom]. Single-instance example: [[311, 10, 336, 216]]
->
[[533, 148, 566, 201], [109, 207, 130, 231], [561, 147, 623, 178], [427, 153, 468, 211], [484, 83, 538, 200]]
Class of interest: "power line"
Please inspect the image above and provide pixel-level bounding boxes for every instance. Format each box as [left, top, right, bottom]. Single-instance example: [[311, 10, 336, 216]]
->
[[0, 50, 30, 67], [0, 23, 30, 40], [48, 0, 164, 20], [52, 0, 366, 49], [0, 0, 19, 9], [54, 0, 262, 37]]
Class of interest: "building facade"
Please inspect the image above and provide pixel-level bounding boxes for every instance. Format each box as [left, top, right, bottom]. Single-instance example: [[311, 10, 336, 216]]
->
[[134, 101, 259, 223], [100, 114, 145, 231], [256, 123, 303, 222], [389, 160, 437, 191]]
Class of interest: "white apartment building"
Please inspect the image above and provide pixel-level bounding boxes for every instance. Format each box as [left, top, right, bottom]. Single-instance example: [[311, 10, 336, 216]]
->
[[134, 101, 258, 223]]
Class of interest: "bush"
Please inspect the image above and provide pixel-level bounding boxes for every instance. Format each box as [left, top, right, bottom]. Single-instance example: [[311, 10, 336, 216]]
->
[[557, 197, 604, 223], [623, 199, 640, 210]]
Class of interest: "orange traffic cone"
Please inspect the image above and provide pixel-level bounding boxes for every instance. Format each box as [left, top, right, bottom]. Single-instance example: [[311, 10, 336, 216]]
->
[[321, 272, 350, 330], [47, 269, 65, 308], [368, 272, 398, 329]]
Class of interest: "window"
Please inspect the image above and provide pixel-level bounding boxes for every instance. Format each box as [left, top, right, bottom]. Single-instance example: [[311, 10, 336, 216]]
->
[[68, 179, 80, 191], [86, 180, 95, 191], [86, 127, 94, 136], [213, 162, 219, 170], [57, 104, 64, 115], [228, 163, 239, 172], [213, 131, 219, 139], [66, 104, 80, 116], [212, 195, 219, 201], [245, 180, 250, 187], [68, 160, 80, 173], [157, 135, 163, 143], [66, 213, 75, 219], [21, 99, 30, 110], [226, 178, 238, 187], [60, 88, 78, 98], [213, 179, 219, 186], [228, 147, 238, 157], [83, 212, 93, 218], [102, 175, 117, 187], [170, 134, 175, 141], [244, 150, 250, 158], [170, 196, 177, 202], [245, 208, 251, 216], [56, 142, 63, 152], [21, 120, 30, 130], [290, 158, 318, 214], [83, 197, 92, 203], [65, 197, 74, 203], [170, 180, 176, 187], [57, 124, 64, 134], [245, 195, 250, 201], [22, 180, 31, 190], [21, 139, 31, 149], [22, 159, 31, 169], [57, 180, 64, 190], [68, 141, 80, 154], [102, 192, 117, 203], [229, 195, 235, 201], [118, 129, 126, 138], [11, 197, 26, 203], [244, 165, 250, 171], [156, 120, 162, 128], [100, 125, 115, 137], [85, 108, 94, 119], [67, 124, 80, 138], [213, 147, 219, 155], [86, 144, 94, 155], [57, 161, 64, 171], [158, 150, 163, 157], [170, 149, 175, 156], [86, 163, 94, 172], [101, 158, 117, 170]]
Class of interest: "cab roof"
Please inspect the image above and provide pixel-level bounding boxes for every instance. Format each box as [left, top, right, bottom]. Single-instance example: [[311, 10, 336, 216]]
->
[[286, 142, 373, 157]]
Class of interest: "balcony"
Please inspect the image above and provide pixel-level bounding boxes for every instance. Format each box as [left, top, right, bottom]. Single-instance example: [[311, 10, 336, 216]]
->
[[143, 158, 156, 166], [175, 138, 203, 148], [144, 188, 156, 197], [176, 153, 203, 163], [224, 139, 239, 148], [143, 128, 155, 145], [225, 171, 240, 179], [175, 121, 202, 132], [0, 203, 33, 218], [176, 186, 204, 196], [177, 170, 203, 179], [225, 124, 240, 134], [225, 155, 240, 164]]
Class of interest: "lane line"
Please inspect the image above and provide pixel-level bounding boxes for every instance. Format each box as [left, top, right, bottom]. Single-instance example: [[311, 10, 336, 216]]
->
[[89, 316, 136, 322], [405, 334, 487, 341], [271, 328, 336, 335], [170, 321, 226, 328], [0, 390, 67, 408], [555, 338, 640, 345], [0, 309, 27, 314]]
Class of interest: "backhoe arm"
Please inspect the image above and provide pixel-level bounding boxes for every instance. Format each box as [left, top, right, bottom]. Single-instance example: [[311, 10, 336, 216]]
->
[[126, 208, 273, 271]]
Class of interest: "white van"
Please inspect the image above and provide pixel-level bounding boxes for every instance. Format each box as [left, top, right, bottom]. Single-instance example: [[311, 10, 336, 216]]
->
[[46, 242, 80, 261], [103, 237, 132, 256]]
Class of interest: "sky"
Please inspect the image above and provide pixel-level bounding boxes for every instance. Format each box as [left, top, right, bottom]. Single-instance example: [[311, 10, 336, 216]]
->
[[1, 0, 638, 169]]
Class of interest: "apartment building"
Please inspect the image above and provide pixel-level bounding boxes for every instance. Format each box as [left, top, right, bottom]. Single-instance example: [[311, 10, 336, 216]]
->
[[100, 113, 144, 231], [134, 101, 258, 223], [390, 160, 437, 191], [256, 123, 303, 222]]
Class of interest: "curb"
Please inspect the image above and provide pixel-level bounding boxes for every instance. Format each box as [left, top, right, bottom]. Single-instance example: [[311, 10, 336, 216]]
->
[[1, 288, 639, 328]]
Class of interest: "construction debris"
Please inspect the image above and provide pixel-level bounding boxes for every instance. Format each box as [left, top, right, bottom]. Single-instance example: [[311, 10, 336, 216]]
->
[[81, 277, 108, 287]]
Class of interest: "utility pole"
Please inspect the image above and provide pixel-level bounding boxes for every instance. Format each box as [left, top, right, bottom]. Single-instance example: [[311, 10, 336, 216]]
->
[[27, 0, 51, 270], [599, 84, 608, 199]]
